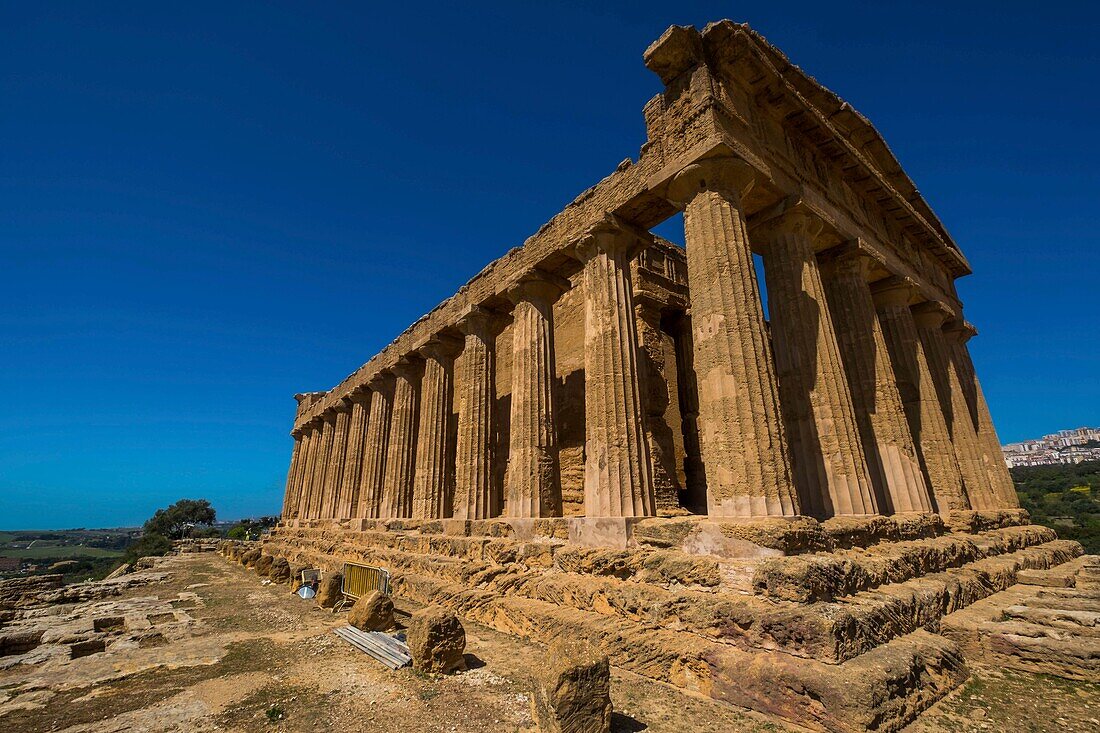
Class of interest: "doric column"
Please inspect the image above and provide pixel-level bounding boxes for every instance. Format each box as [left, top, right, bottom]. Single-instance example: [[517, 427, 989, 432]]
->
[[281, 433, 304, 519], [413, 336, 461, 520], [913, 302, 999, 511], [454, 306, 501, 520], [320, 404, 351, 519], [665, 157, 798, 518], [382, 357, 422, 518], [336, 390, 370, 519], [634, 293, 681, 512], [872, 280, 970, 512], [575, 220, 654, 517], [758, 208, 877, 517], [505, 271, 566, 518], [944, 321, 1019, 508], [294, 427, 317, 519], [357, 374, 394, 518], [307, 416, 335, 519], [821, 248, 933, 514]]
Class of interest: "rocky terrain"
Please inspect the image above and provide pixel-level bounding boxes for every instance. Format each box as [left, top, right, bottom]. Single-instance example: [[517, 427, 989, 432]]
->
[[0, 553, 1096, 732]]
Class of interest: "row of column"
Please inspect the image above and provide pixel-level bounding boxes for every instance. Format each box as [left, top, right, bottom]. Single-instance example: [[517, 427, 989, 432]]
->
[[281, 154, 1016, 523], [663, 155, 1016, 518]]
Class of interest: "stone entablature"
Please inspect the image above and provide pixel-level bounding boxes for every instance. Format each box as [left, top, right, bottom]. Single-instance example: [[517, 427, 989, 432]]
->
[[280, 20, 1018, 527]]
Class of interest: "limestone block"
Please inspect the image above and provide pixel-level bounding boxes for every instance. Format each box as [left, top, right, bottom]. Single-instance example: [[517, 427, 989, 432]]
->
[[268, 557, 291, 584], [347, 591, 395, 631], [254, 554, 273, 577], [531, 638, 612, 733], [407, 605, 466, 673], [316, 572, 343, 609]]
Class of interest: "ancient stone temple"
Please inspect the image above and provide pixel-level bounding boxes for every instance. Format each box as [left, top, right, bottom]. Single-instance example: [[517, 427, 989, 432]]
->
[[261, 22, 1094, 732]]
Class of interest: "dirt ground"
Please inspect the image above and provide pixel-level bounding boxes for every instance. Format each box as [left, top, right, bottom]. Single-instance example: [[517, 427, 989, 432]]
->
[[0, 554, 1096, 732]]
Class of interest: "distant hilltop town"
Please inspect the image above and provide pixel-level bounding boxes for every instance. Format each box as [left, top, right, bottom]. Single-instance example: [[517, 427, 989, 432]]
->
[[1002, 426, 1100, 468]]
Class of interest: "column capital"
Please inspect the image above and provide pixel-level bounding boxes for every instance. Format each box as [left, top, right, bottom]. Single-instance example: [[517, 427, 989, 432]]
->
[[347, 386, 373, 405], [367, 371, 396, 393], [666, 155, 756, 209], [418, 334, 463, 361], [752, 200, 824, 246], [333, 398, 353, 414], [290, 428, 305, 439], [820, 240, 878, 280], [456, 304, 505, 339], [911, 300, 953, 329], [870, 275, 919, 308], [321, 409, 339, 424], [574, 214, 651, 263], [390, 355, 424, 381], [944, 319, 978, 344], [505, 269, 571, 307]]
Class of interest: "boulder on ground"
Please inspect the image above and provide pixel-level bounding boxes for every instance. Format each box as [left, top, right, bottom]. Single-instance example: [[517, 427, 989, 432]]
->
[[531, 639, 612, 733], [254, 554, 273, 577], [347, 591, 394, 631], [316, 572, 343, 608], [288, 565, 305, 587], [240, 548, 261, 567], [407, 605, 465, 673], [268, 557, 291, 584]]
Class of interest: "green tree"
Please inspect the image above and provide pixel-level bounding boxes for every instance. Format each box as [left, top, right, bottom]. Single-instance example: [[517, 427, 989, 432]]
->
[[122, 532, 173, 563], [143, 499, 217, 540]]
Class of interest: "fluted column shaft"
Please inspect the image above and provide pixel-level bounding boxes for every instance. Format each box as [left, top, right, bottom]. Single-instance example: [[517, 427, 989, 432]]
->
[[913, 304, 998, 511], [873, 283, 970, 512], [336, 394, 370, 519], [760, 213, 877, 517], [413, 340, 459, 520], [822, 253, 933, 514], [358, 377, 394, 518], [281, 436, 303, 519], [635, 297, 681, 512], [294, 429, 317, 519], [320, 407, 350, 519], [577, 225, 654, 517], [667, 159, 798, 517], [382, 360, 422, 518], [945, 324, 1019, 508], [454, 308, 499, 520], [506, 274, 564, 518], [307, 417, 334, 519]]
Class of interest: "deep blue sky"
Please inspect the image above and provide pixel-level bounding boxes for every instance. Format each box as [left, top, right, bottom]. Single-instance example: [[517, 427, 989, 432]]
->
[[2, 2, 1097, 529]]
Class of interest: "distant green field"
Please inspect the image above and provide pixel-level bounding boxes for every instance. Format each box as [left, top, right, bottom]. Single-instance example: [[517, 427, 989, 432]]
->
[[0, 546, 124, 560]]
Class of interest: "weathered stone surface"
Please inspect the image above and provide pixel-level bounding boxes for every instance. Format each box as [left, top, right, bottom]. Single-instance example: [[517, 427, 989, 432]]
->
[[253, 554, 273, 577], [268, 557, 292, 584], [506, 273, 565, 518], [347, 590, 395, 631], [316, 572, 343, 609], [531, 638, 612, 733], [407, 605, 466, 673], [665, 158, 797, 518], [240, 548, 261, 567]]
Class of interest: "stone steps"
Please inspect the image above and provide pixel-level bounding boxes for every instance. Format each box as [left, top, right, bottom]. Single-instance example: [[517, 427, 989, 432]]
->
[[751, 525, 1057, 602], [267, 532, 1079, 665], [939, 554, 1100, 682], [259, 537, 967, 733]]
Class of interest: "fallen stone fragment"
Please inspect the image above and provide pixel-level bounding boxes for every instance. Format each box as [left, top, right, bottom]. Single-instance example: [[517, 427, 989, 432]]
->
[[531, 638, 612, 733], [268, 558, 292, 585], [348, 591, 395, 632], [407, 605, 465, 673], [316, 572, 343, 609], [254, 555, 273, 577]]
